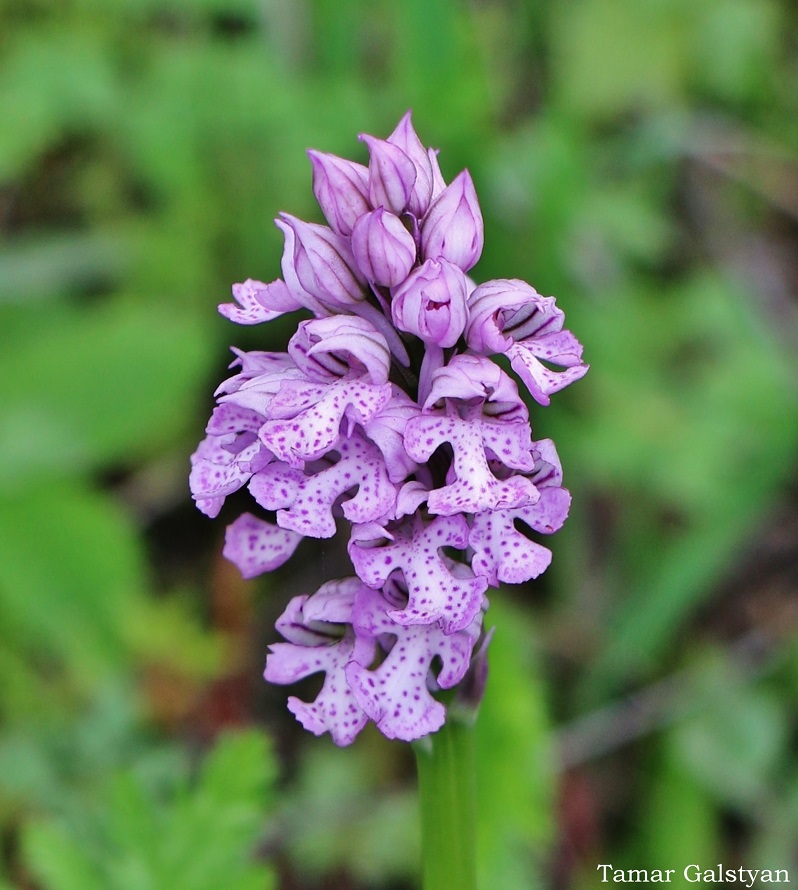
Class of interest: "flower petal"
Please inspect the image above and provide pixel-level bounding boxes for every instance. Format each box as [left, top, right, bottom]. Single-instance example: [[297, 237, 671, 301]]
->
[[218, 278, 302, 325], [403, 414, 537, 515], [348, 515, 488, 634], [250, 435, 396, 538], [345, 585, 482, 741], [265, 582, 375, 746], [260, 377, 392, 466], [223, 513, 303, 578], [508, 336, 589, 406]]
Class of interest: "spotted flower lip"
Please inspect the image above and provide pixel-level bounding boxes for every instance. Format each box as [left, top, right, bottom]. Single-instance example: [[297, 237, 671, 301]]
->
[[218, 278, 303, 326], [391, 257, 470, 348], [191, 112, 587, 745]]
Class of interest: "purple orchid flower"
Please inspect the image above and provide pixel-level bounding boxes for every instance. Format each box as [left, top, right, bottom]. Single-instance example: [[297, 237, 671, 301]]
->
[[190, 113, 588, 744], [391, 258, 470, 348]]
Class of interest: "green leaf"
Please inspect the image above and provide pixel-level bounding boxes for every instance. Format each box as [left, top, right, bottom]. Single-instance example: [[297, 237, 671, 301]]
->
[[0, 25, 119, 178], [569, 274, 798, 690], [0, 682, 184, 823], [23, 822, 106, 890], [551, 0, 691, 118], [198, 729, 276, 812], [691, 0, 782, 102]]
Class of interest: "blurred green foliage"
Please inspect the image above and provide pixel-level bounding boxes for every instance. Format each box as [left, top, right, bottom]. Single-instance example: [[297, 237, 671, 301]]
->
[[1, 0, 797, 887], [22, 729, 276, 890]]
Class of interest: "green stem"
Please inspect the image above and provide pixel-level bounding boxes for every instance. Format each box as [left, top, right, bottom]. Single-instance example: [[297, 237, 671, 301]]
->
[[414, 717, 478, 890]]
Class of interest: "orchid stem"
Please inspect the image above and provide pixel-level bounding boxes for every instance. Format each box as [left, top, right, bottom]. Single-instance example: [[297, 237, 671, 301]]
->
[[414, 716, 478, 890]]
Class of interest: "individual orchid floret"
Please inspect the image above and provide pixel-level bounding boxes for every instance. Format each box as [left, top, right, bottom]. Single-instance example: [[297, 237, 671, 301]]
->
[[391, 258, 469, 348], [468, 439, 571, 586], [189, 400, 275, 516], [359, 134, 417, 216], [466, 278, 588, 405], [278, 213, 366, 310], [351, 207, 417, 287], [287, 316, 391, 385], [189, 432, 261, 518], [420, 170, 484, 272], [241, 318, 393, 466], [249, 432, 396, 538], [218, 278, 304, 326], [258, 374, 392, 467], [265, 579, 375, 746], [214, 349, 297, 398], [387, 111, 434, 218], [348, 515, 488, 635], [345, 583, 483, 740], [423, 353, 529, 423], [403, 411, 538, 516], [307, 150, 371, 237]]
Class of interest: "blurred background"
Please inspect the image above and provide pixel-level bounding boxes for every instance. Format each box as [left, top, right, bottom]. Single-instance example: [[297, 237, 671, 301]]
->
[[1, 0, 797, 887]]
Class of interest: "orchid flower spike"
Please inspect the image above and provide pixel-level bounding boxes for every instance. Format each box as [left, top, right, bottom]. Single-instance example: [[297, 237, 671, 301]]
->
[[191, 112, 588, 745]]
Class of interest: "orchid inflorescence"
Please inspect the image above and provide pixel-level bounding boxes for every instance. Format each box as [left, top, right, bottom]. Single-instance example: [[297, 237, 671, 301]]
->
[[190, 113, 588, 745]]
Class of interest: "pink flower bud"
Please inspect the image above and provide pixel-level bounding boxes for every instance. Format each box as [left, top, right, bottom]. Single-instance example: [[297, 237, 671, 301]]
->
[[307, 150, 370, 237], [351, 207, 417, 287], [391, 258, 469, 347], [420, 170, 484, 271], [275, 218, 329, 318], [387, 111, 434, 217], [359, 134, 417, 215], [278, 213, 365, 310]]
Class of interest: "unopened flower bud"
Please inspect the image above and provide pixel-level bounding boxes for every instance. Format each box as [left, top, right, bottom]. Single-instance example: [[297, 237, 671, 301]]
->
[[278, 213, 365, 310], [387, 111, 434, 217], [307, 150, 371, 237], [359, 134, 417, 216], [420, 170, 484, 271], [275, 219, 329, 318], [391, 258, 469, 348], [351, 207, 417, 287]]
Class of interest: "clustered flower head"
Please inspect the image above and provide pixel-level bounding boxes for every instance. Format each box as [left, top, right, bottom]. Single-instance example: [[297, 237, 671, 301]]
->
[[190, 113, 588, 746]]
